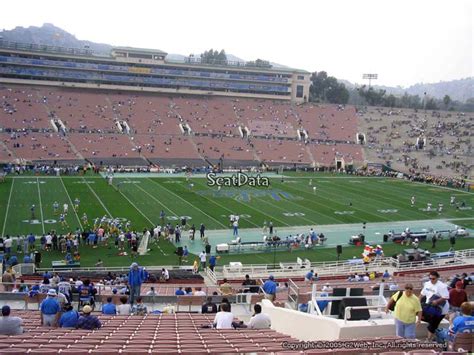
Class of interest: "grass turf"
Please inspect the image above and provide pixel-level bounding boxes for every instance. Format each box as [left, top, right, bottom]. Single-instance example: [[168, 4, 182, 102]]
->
[[0, 173, 473, 267]]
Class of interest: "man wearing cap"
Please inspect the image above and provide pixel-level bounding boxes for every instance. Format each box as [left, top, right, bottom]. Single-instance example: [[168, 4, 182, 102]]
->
[[0, 305, 23, 335], [77, 305, 101, 330], [40, 289, 60, 326], [59, 304, 79, 328], [262, 275, 277, 302], [128, 262, 146, 305]]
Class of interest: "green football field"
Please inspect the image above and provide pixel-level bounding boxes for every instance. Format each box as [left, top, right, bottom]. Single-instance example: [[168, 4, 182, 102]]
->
[[0, 173, 473, 268]]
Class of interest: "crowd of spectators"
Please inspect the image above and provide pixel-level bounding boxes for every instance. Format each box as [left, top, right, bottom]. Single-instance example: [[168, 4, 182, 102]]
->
[[359, 107, 472, 178]]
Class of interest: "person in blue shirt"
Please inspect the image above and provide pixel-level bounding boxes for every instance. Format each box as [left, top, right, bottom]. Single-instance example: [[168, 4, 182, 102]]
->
[[40, 289, 60, 326], [27, 233, 36, 252], [23, 254, 33, 264], [183, 246, 189, 262], [77, 305, 101, 330], [450, 302, 474, 337], [128, 262, 146, 304], [383, 270, 390, 279], [262, 275, 277, 302], [209, 255, 217, 272], [175, 287, 185, 296], [7, 255, 18, 267], [59, 304, 79, 328], [305, 270, 314, 282], [102, 297, 117, 315]]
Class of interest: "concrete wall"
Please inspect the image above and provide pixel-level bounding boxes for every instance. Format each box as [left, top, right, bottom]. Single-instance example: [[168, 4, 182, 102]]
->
[[261, 299, 439, 341], [261, 299, 341, 341]]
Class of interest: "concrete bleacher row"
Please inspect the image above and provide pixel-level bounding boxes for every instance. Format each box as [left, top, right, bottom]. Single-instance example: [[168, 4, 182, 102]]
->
[[0, 311, 301, 354], [0, 84, 364, 166], [0, 310, 462, 354]]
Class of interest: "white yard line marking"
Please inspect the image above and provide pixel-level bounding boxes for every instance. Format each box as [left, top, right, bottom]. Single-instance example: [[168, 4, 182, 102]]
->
[[37, 178, 45, 234], [83, 177, 113, 218], [148, 178, 228, 228], [1, 179, 14, 237], [114, 180, 155, 226], [60, 177, 83, 229], [130, 179, 180, 221]]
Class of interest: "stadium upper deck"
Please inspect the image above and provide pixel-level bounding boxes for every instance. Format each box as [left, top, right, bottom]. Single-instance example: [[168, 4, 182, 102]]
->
[[0, 40, 310, 103]]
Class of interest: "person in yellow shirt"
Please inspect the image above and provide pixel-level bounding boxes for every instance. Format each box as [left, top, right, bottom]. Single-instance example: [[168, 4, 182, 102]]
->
[[385, 283, 422, 339], [219, 278, 234, 296]]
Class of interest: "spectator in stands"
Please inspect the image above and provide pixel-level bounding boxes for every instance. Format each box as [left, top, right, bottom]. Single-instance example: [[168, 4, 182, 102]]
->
[[59, 303, 79, 328], [386, 283, 422, 339], [58, 278, 72, 303], [0, 305, 23, 335], [420, 271, 450, 341], [449, 281, 468, 312], [383, 270, 390, 279], [242, 274, 259, 293], [102, 297, 117, 315], [39, 276, 51, 294], [202, 297, 218, 314], [263, 275, 277, 302], [450, 274, 462, 289], [40, 289, 60, 327], [78, 279, 96, 310], [305, 269, 315, 283], [389, 282, 400, 291], [461, 273, 471, 288], [449, 302, 474, 338], [185, 287, 193, 295], [161, 268, 170, 282], [247, 304, 271, 329], [128, 262, 146, 304], [23, 254, 33, 264], [219, 278, 233, 296], [146, 287, 158, 296], [213, 302, 234, 329], [132, 297, 148, 315], [117, 296, 131, 315], [175, 287, 185, 296], [194, 287, 206, 296], [322, 283, 332, 292], [1, 268, 14, 292], [77, 305, 101, 330], [218, 298, 232, 312]]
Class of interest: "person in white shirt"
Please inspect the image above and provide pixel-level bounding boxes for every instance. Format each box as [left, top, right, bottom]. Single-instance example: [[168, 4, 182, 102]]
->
[[213, 303, 234, 329], [4, 237, 12, 253], [45, 234, 52, 250], [117, 296, 131, 315], [247, 304, 271, 329], [194, 287, 206, 296], [146, 287, 158, 296], [199, 251, 207, 270], [63, 203, 68, 214], [161, 268, 170, 282], [322, 284, 332, 292], [420, 271, 450, 340]]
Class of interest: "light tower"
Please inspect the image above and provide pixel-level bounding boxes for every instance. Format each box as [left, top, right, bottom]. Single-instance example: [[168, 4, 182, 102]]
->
[[362, 73, 378, 88]]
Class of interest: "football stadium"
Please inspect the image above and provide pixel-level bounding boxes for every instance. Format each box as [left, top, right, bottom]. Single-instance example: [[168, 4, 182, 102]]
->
[[0, 2, 473, 353]]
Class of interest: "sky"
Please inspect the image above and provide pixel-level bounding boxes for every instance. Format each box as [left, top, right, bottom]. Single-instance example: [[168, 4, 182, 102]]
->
[[0, 0, 472, 87]]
